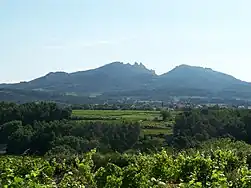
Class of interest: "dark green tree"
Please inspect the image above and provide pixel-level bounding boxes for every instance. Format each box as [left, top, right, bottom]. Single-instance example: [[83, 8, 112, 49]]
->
[[160, 110, 171, 121]]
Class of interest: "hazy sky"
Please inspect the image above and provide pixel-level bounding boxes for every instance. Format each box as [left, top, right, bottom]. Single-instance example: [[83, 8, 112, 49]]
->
[[1, 0, 251, 83]]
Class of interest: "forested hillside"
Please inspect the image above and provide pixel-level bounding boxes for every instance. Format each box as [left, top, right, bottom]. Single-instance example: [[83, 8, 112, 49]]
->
[[2, 62, 251, 103], [0, 62, 157, 93]]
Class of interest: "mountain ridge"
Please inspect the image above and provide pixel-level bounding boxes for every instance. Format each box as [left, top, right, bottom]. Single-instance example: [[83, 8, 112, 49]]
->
[[0, 63, 243, 84], [0, 62, 157, 93], [1, 62, 251, 103]]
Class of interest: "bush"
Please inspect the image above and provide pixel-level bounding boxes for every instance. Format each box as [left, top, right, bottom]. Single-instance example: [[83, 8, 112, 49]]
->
[[2, 146, 251, 187]]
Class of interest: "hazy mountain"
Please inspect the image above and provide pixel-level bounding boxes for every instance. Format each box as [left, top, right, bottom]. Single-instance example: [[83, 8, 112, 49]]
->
[[1, 62, 157, 94], [157, 64, 245, 91], [1, 62, 251, 102], [0, 88, 105, 104]]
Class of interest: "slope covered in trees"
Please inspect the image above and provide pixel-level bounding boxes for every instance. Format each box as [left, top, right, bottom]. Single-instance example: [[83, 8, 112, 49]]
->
[[0, 62, 157, 93], [1, 62, 251, 102]]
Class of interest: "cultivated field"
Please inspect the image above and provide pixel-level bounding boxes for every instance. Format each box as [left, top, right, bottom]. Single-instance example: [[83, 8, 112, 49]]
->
[[73, 110, 161, 120], [72, 110, 175, 135]]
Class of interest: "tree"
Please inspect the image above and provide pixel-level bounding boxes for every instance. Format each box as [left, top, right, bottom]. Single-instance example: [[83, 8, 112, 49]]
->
[[7, 124, 34, 154], [160, 110, 171, 121], [0, 121, 22, 144]]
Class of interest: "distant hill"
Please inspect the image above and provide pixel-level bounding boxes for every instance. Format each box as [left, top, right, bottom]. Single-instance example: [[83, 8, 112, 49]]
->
[[0, 88, 105, 104], [1, 62, 157, 94], [1, 62, 251, 103], [157, 64, 247, 91]]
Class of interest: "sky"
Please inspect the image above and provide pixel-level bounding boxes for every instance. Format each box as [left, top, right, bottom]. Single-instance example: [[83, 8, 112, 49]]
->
[[1, 0, 251, 83]]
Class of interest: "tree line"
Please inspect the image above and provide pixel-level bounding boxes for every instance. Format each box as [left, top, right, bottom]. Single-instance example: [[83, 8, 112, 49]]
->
[[3, 102, 251, 156], [0, 102, 143, 155], [171, 107, 251, 148]]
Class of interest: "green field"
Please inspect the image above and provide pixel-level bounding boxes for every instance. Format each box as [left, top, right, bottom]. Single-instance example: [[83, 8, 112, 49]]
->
[[72, 110, 174, 135], [73, 110, 161, 120], [142, 128, 172, 135]]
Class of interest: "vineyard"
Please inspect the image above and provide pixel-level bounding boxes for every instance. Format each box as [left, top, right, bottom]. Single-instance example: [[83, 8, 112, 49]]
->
[[72, 110, 174, 136], [3, 102, 251, 187], [2, 144, 251, 188]]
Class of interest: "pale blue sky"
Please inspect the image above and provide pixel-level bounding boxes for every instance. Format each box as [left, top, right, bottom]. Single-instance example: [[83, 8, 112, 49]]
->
[[1, 0, 251, 83]]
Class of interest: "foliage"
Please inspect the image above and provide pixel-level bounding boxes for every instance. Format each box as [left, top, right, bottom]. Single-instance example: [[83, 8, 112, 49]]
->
[[2, 145, 251, 187], [3, 102, 251, 187], [0, 103, 143, 155], [160, 110, 171, 121], [0, 101, 71, 125], [0, 103, 173, 155], [172, 108, 251, 149]]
